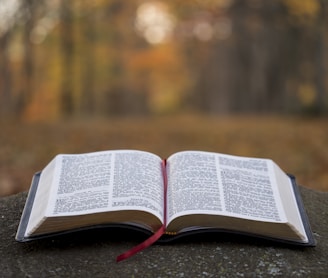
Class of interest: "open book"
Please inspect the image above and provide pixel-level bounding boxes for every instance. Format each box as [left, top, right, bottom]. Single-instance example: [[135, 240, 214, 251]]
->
[[16, 150, 315, 259]]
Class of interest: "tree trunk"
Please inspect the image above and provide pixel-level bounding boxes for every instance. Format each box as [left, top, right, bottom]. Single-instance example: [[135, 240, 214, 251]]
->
[[0, 32, 12, 118], [60, 0, 75, 117], [81, 3, 95, 115]]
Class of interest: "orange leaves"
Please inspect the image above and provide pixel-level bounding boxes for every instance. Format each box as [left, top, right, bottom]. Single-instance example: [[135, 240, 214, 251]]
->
[[125, 45, 182, 73], [283, 0, 321, 25], [284, 0, 320, 18], [125, 44, 190, 113]]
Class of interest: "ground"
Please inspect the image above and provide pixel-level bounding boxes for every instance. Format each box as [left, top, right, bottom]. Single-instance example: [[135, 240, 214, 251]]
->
[[1, 115, 327, 196]]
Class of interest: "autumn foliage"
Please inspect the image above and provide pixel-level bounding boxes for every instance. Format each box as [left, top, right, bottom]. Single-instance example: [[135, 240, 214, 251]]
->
[[0, 0, 327, 120]]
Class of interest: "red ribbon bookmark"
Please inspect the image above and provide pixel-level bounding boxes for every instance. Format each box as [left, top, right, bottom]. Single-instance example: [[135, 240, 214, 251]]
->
[[116, 225, 165, 262], [116, 160, 168, 262]]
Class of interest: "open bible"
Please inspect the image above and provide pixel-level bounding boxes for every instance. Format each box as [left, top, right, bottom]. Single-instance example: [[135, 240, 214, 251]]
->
[[16, 150, 315, 260]]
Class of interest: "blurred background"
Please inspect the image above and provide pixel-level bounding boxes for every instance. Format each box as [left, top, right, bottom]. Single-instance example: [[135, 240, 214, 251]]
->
[[0, 0, 327, 196]]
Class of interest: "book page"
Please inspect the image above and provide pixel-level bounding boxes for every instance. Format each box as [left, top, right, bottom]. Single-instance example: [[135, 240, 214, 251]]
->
[[166, 151, 286, 225], [217, 154, 286, 222], [110, 150, 164, 221], [166, 151, 223, 223], [45, 150, 164, 221]]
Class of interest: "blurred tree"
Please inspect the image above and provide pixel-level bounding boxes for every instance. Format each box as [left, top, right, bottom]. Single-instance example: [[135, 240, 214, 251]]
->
[[0, 0, 22, 118], [102, 0, 150, 116], [283, 0, 327, 114], [180, 1, 295, 113], [79, 0, 96, 116], [0, 0, 326, 120], [313, 0, 327, 115], [19, 0, 37, 116], [59, 0, 75, 117], [0, 31, 12, 117]]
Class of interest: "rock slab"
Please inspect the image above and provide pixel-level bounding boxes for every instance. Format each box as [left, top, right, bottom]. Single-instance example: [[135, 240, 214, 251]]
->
[[0, 187, 327, 277]]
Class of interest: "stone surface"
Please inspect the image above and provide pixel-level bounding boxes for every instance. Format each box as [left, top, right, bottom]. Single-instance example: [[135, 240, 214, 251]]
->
[[0, 187, 327, 277]]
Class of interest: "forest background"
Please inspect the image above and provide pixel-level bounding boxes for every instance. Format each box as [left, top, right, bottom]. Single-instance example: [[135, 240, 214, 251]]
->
[[0, 0, 328, 196]]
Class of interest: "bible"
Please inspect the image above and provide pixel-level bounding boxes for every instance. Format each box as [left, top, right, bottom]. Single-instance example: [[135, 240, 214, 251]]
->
[[16, 150, 315, 260]]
